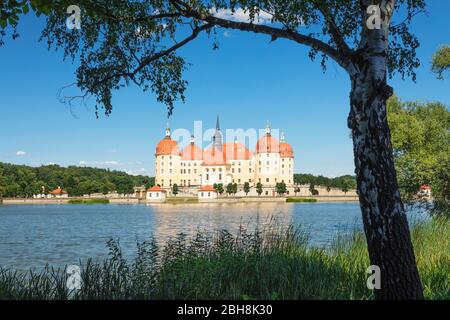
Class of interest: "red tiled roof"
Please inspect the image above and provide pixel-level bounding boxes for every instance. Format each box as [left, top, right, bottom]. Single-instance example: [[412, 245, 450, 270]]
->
[[223, 142, 253, 160], [147, 186, 166, 192], [256, 134, 280, 153], [199, 185, 216, 192], [279, 142, 294, 158], [202, 147, 227, 165], [181, 143, 203, 160], [49, 187, 67, 195], [156, 137, 179, 156]]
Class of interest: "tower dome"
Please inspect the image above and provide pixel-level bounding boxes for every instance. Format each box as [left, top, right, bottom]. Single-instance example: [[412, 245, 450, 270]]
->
[[155, 127, 179, 156], [256, 122, 279, 153]]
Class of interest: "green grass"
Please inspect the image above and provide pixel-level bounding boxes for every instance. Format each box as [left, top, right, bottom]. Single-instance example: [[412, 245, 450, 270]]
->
[[286, 197, 318, 203], [68, 199, 110, 204], [0, 218, 448, 300], [166, 197, 198, 204]]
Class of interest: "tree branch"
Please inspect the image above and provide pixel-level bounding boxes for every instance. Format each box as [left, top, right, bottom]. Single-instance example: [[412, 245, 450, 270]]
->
[[171, 0, 351, 70]]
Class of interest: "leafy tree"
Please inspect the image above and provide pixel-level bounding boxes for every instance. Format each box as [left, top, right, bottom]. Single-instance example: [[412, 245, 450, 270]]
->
[[215, 183, 224, 195], [243, 182, 250, 196], [172, 183, 179, 196], [275, 182, 287, 196], [232, 183, 238, 195], [431, 45, 450, 79], [256, 182, 263, 196], [388, 96, 450, 216], [294, 187, 300, 196], [3, 0, 429, 299], [226, 183, 233, 195]]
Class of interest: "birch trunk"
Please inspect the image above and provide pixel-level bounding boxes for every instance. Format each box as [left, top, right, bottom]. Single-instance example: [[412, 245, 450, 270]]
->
[[347, 4, 424, 298]]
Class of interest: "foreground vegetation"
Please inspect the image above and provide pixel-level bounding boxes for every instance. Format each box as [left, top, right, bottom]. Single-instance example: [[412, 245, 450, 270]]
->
[[0, 218, 448, 300]]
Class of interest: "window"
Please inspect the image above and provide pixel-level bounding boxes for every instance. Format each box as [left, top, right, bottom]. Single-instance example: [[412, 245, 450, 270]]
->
[[232, 168, 235, 173], [194, 169, 197, 174], [238, 168, 241, 173], [208, 192, 211, 197], [201, 192, 204, 197], [206, 174, 209, 180], [161, 169, 164, 174], [249, 169, 252, 173], [266, 178, 269, 183], [265, 191, 269, 195], [156, 192, 159, 197], [188, 169, 191, 174], [188, 180, 191, 186], [219, 174, 222, 180], [169, 169, 172, 174], [238, 179, 241, 183], [149, 193, 152, 197]]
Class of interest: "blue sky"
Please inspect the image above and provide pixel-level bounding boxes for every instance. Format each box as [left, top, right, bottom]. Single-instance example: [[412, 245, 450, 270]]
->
[[0, 2, 449, 177]]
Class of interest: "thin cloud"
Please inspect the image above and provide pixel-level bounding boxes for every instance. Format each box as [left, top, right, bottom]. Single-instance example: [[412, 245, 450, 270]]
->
[[97, 161, 120, 166], [211, 8, 273, 24], [16, 150, 27, 156]]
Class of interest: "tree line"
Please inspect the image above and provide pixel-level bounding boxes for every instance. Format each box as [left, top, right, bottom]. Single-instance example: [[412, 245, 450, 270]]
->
[[294, 174, 357, 192], [0, 162, 154, 198]]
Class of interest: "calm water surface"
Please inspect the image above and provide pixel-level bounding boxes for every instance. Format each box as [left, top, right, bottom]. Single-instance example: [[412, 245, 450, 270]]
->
[[0, 202, 422, 270]]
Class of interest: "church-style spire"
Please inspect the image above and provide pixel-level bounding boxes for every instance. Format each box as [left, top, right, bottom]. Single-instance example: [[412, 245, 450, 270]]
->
[[216, 114, 220, 131], [213, 115, 223, 151]]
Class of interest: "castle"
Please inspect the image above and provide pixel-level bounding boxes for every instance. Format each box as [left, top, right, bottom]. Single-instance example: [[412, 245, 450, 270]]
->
[[154, 117, 294, 190]]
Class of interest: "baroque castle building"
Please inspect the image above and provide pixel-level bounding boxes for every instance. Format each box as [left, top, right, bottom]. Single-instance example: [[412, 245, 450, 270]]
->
[[154, 117, 294, 189]]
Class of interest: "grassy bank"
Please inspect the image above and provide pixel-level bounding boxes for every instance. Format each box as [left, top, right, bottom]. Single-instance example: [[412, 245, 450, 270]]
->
[[286, 197, 318, 203], [166, 197, 199, 204], [0, 218, 448, 300], [68, 199, 110, 204]]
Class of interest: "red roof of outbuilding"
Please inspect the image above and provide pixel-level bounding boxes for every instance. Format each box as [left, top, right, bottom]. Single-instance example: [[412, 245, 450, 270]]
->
[[199, 185, 217, 192], [147, 186, 166, 192]]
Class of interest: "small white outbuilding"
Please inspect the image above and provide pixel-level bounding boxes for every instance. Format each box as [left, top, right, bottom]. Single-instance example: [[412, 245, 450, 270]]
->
[[146, 186, 167, 202]]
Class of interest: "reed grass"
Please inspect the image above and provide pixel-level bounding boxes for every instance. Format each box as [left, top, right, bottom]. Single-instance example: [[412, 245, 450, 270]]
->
[[0, 217, 448, 300]]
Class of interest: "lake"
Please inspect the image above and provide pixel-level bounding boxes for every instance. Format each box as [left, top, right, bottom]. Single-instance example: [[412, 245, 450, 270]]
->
[[0, 202, 424, 270]]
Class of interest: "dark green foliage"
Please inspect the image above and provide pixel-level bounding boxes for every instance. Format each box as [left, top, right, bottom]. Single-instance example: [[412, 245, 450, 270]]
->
[[172, 183, 179, 196], [275, 182, 287, 195], [387, 96, 450, 216], [0, 218, 448, 300], [1, 1, 426, 114], [0, 162, 152, 197], [243, 182, 250, 195], [256, 182, 263, 196], [295, 174, 357, 190]]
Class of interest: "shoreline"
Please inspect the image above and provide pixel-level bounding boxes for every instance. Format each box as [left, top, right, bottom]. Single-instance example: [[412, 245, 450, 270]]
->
[[0, 196, 359, 205]]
